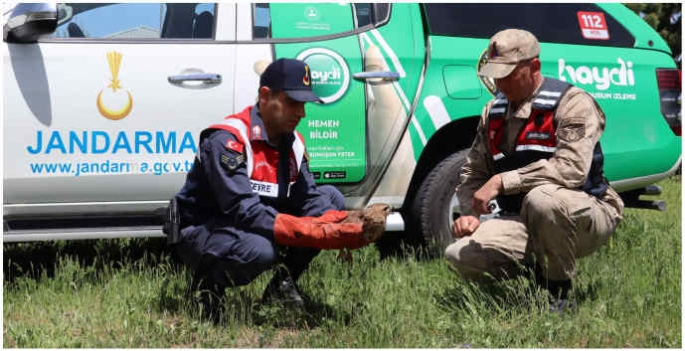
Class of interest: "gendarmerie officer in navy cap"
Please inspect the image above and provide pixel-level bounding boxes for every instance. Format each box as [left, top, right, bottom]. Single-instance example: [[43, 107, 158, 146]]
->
[[168, 58, 369, 322]]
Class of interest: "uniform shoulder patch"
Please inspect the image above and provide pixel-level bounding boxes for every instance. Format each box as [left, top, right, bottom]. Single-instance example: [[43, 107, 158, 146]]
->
[[221, 153, 245, 171], [557, 116, 586, 143]]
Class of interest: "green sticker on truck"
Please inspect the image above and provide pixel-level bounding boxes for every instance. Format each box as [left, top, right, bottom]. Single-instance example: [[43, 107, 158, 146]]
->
[[297, 48, 350, 104]]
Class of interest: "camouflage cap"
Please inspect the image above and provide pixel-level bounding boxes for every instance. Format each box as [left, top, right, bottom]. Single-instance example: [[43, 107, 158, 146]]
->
[[478, 29, 540, 79]]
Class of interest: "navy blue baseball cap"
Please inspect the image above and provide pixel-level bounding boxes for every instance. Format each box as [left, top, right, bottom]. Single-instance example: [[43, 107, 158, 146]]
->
[[260, 58, 323, 103]]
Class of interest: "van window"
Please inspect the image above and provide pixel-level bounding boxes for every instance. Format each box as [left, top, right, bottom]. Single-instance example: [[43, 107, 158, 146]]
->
[[50, 3, 216, 39], [253, 3, 383, 40], [424, 4, 635, 48]]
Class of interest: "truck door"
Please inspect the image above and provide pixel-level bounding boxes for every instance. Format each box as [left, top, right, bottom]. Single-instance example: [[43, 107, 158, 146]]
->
[[3, 3, 236, 210], [269, 3, 369, 185], [235, 3, 424, 207]]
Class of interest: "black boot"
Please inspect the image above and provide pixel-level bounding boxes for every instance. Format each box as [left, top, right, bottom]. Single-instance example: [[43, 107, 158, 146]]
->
[[532, 265, 576, 314], [546, 279, 576, 314], [195, 276, 225, 324], [190, 257, 225, 324], [261, 267, 305, 309]]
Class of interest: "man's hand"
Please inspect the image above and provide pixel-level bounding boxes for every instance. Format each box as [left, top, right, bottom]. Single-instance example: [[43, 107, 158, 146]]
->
[[472, 174, 503, 215], [453, 215, 480, 239]]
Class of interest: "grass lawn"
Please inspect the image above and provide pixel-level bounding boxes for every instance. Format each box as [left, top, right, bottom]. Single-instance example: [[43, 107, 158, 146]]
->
[[3, 176, 681, 348]]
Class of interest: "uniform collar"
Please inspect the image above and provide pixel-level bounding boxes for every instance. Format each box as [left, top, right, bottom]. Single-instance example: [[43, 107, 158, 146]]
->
[[508, 77, 545, 120], [249, 104, 270, 142], [250, 104, 295, 147]]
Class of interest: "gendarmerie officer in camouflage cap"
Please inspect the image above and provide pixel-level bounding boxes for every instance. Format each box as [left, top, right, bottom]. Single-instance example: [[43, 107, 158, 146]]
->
[[444, 29, 624, 313]]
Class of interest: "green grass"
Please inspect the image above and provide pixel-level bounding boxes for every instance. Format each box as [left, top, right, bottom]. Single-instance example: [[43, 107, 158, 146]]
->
[[3, 176, 681, 347]]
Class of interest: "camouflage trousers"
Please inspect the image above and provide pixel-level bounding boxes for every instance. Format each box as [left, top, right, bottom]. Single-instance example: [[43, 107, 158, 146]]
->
[[445, 184, 622, 281]]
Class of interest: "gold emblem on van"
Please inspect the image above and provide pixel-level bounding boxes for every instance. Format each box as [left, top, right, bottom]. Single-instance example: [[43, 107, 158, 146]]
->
[[97, 51, 133, 120]]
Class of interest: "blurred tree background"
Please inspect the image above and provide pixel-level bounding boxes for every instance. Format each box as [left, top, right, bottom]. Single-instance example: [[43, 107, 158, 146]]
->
[[625, 3, 682, 66]]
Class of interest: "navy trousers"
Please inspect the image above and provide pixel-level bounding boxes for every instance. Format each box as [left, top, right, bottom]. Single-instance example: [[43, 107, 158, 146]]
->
[[175, 185, 345, 289]]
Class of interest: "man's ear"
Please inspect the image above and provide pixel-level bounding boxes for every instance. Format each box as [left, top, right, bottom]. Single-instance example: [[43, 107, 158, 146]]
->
[[258, 86, 271, 105], [531, 58, 542, 72]]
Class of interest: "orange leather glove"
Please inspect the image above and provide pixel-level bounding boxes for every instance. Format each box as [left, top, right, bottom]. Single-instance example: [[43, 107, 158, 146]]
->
[[317, 209, 348, 223], [273, 211, 368, 250]]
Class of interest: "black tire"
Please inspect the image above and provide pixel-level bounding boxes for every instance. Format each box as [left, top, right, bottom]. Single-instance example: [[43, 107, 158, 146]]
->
[[409, 150, 468, 257]]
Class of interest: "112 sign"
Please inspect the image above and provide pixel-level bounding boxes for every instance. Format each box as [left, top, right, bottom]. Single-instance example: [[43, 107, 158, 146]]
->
[[577, 11, 610, 40]]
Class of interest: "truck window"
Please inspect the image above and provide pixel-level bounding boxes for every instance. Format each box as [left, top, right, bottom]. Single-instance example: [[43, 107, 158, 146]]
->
[[354, 4, 373, 27], [423, 4, 635, 48], [253, 3, 382, 40], [50, 3, 216, 39]]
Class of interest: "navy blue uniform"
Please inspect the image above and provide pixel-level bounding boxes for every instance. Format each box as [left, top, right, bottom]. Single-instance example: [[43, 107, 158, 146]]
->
[[174, 104, 343, 288]]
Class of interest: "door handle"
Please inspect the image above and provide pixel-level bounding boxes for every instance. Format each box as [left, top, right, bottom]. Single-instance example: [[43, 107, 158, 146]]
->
[[352, 71, 400, 81], [168, 73, 222, 87]]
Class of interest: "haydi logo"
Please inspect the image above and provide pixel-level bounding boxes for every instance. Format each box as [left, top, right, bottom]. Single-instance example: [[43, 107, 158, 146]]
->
[[297, 48, 350, 104], [311, 66, 342, 84], [558, 58, 635, 91]]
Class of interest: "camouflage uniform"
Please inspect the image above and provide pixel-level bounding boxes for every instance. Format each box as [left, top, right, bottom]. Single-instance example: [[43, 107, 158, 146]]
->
[[445, 80, 624, 281]]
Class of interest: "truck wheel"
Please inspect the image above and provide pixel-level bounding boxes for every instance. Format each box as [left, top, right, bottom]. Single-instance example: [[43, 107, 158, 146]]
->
[[409, 150, 468, 257]]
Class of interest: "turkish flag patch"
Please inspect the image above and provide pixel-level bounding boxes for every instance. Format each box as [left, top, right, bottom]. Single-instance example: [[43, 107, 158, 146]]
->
[[226, 140, 244, 153]]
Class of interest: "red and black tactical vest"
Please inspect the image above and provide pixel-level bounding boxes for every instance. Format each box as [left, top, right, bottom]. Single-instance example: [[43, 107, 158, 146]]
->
[[487, 78, 607, 213], [202, 106, 306, 199]]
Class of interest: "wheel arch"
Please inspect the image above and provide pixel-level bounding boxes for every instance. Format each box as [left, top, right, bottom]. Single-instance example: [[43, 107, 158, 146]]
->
[[401, 116, 480, 213]]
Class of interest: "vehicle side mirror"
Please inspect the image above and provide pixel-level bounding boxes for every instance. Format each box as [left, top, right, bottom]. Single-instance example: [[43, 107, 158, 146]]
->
[[3, 3, 57, 43]]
